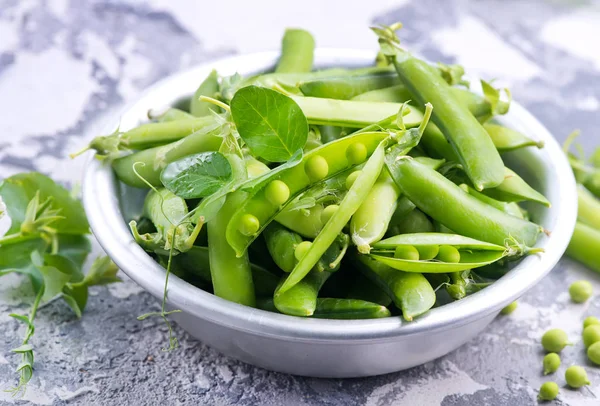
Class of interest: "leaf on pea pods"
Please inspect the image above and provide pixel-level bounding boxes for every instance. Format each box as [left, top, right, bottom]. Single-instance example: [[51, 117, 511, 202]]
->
[[230, 86, 309, 162], [160, 151, 233, 199]]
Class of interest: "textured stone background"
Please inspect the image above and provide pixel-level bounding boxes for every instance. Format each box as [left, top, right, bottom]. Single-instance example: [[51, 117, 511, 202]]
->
[[1, 1, 599, 405]]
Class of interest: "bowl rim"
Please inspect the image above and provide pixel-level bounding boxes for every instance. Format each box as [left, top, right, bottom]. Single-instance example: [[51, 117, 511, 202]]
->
[[83, 48, 578, 343]]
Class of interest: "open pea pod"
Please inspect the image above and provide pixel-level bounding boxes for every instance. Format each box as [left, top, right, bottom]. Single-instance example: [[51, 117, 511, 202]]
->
[[372, 233, 505, 251], [226, 130, 389, 257], [369, 250, 507, 273]]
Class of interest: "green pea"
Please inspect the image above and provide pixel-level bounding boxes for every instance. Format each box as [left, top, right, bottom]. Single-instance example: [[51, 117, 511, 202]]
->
[[584, 316, 600, 329], [543, 353, 561, 375], [538, 382, 559, 401], [238, 214, 260, 236], [569, 280, 593, 303], [565, 365, 590, 389], [294, 241, 313, 261], [305, 155, 329, 181], [541, 329, 570, 353], [265, 180, 290, 206], [500, 301, 518, 315], [346, 142, 368, 165], [587, 341, 600, 365], [321, 204, 339, 224], [436, 245, 460, 263], [416, 245, 439, 260], [345, 170, 362, 190], [393, 245, 420, 261], [583, 324, 600, 348]]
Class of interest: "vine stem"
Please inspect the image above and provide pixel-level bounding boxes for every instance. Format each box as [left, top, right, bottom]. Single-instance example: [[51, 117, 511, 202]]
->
[[24, 287, 44, 344]]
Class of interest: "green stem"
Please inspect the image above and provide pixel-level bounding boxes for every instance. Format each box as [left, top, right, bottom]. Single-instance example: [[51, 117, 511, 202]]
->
[[198, 96, 230, 112], [0, 232, 39, 246], [24, 287, 43, 343]]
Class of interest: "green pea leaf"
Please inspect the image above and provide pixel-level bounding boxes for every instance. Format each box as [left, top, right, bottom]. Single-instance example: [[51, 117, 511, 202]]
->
[[0, 238, 48, 271], [80, 256, 120, 287], [31, 251, 77, 301], [11, 344, 33, 353], [160, 151, 233, 199], [231, 86, 309, 162], [55, 234, 91, 270], [62, 285, 88, 318], [9, 314, 34, 330], [0, 172, 88, 235]]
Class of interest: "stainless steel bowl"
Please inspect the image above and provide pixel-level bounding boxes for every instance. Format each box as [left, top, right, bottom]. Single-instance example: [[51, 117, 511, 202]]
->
[[83, 49, 577, 378]]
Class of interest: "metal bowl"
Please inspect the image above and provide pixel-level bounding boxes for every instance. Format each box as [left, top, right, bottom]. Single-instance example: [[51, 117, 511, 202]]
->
[[83, 49, 577, 378]]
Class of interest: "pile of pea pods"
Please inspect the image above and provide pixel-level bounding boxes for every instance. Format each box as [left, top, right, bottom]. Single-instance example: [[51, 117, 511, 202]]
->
[[85, 25, 552, 321]]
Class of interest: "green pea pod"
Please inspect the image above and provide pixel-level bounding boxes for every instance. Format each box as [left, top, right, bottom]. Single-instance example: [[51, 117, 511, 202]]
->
[[275, 28, 315, 73], [238, 69, 350, 97], [351, 170, 400, 253], [130, 188, 198, 254], [256, 297, 279, 312], [373, 233, 506, 251], [388, 209, 434, 235], [386, 196, 417, 237], [356, 254, 435, 321], [291, 96, 424, 128], [314, 233, 350, 272], [171, 246, 279, 297], [312, 298, 391, 319], [319, 125, 345, 144], [275, 205, 325, 238], [299, 71, 400, 100], [148, 107, 195, 122], [226, 130, 390, 256], [576, 184, 600, 230], [370, 250, 507, 273], [376, 28, 505, 190], [277, 134, 394, 294], [446, 271, 470, 300], [566, 222, 600, 273], [459, 184, 524, 219], [273, 270, 330, 316], [278, 130, 423, 293], [416, 122, 545, 207], [263, 222, 304, 272], [87, 115, 218, 157], [351, 84, 410, 102], [420, 125, 546, 206], [386, 157, 543, 247], [191, 70, 220, 117], [346, 270, 393, 307], [351, 154, 444, 252], [353, 85, 492, 121], [207, 155, 255, 306], [112, 122, 224, 188], [482, 168, 551, 207], [483, 123, 544, 152]]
